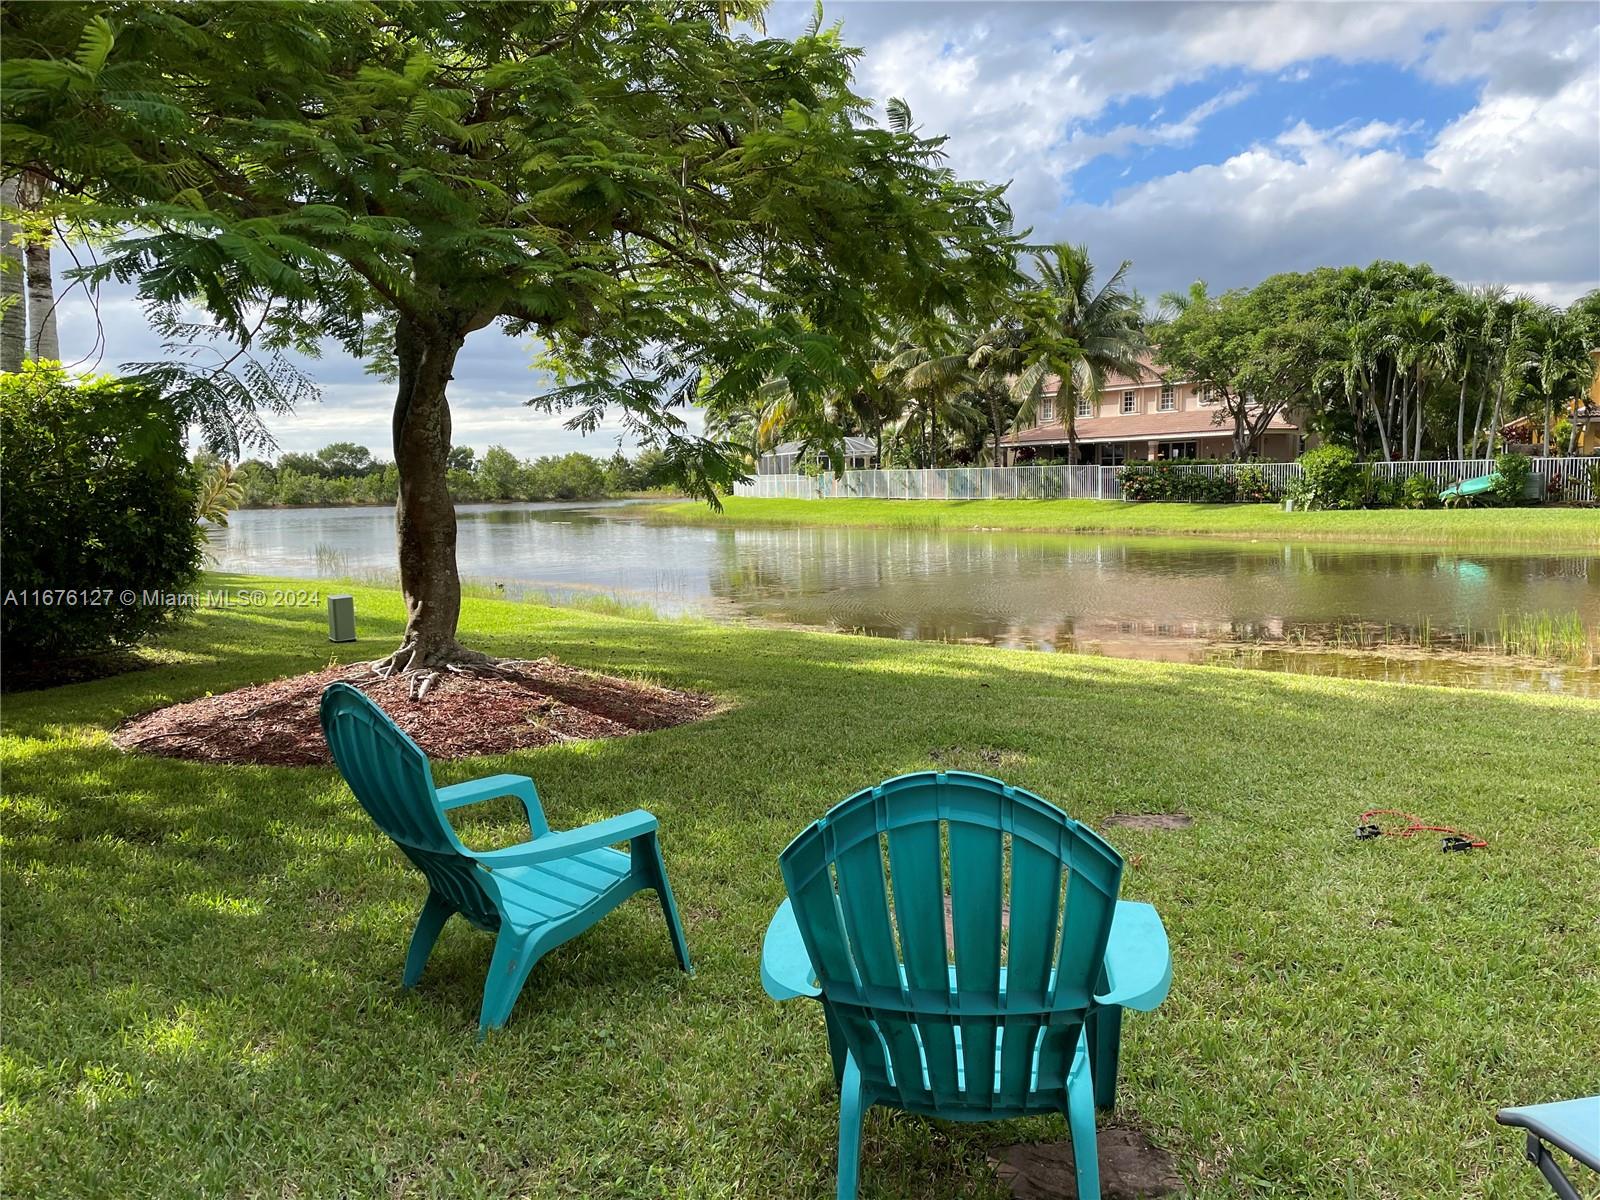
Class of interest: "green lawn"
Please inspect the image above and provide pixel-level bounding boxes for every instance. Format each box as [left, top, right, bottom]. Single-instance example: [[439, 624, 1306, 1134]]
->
[[4, 578, 1597, 1198], [647, 497, 1600, 549]]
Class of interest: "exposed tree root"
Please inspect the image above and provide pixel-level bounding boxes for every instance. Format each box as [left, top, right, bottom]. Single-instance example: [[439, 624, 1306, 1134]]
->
[[369, 638, 510, 700]]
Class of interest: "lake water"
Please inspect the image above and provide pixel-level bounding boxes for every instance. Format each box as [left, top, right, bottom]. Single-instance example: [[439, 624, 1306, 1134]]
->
[[210, 502, 1600, 697]]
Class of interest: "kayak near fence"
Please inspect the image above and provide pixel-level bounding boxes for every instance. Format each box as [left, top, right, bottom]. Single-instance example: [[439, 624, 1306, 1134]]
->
[[734, 457, 1598, 504]]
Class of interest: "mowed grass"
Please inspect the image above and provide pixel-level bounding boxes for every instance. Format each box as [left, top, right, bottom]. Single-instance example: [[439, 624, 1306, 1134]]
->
[[3, 576, 1597, 1199], [647, 497, 1600, 549]]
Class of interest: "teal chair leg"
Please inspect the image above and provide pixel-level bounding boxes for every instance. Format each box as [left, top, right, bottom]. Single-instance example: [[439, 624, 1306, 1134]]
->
[[403, 892, 453, 988], [478, 930, 537, 1037], [1088, 1005, 1123, 1110], [1067, 1031, 1102, 1200], [638, 832, 692, 974], [837, 1052, 866, 1200]]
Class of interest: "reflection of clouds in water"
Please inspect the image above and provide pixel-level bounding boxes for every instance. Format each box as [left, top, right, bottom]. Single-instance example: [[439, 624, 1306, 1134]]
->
[[215, 503, 1598, 695]]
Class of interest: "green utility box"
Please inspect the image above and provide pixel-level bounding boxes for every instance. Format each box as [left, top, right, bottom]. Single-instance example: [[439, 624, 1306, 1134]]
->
[[328, 594, 357, 643]]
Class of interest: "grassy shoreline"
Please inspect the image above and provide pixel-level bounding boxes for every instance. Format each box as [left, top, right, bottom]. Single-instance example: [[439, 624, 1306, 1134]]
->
[[647, 496, 1600, 549], [5, 577, 1597, 1198]]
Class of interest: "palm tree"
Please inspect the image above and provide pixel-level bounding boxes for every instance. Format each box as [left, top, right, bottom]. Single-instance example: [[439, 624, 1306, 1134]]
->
[[881, 321, 980, 468], [1386, 293, 1449, 461], [1010, 243, 1148, 464], [1443, 288, 1493, 461], [1520, 305, 1588, 457]]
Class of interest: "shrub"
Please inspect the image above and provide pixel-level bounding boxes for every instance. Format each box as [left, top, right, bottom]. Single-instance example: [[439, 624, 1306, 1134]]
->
[[1491, 452, 1531, 504], [1587, 461, 1600, 505], [1, 364, 203, 663], [1233, 465, 1280, 504], [1401, 473, 1440, 509], [1292, 446, 1364, 509]]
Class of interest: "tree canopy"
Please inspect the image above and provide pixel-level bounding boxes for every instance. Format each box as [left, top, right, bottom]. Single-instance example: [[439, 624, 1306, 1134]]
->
[[2, 1, 1022, 670]]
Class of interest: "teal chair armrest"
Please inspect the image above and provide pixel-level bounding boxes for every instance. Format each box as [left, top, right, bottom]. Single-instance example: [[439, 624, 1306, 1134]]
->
[[1094, 900, 1172, 1012], [472, 810, 658, 869], [437, 774, 549, 835], [762, 898, 821, 1000]]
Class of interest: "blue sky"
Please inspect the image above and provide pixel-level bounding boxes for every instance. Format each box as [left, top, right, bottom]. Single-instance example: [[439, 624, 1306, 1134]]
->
[[56, 1, 1600, 460]]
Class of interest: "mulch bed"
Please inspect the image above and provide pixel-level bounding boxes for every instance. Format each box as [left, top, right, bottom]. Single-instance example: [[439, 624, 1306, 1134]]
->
[[112, 659, 719, 766]]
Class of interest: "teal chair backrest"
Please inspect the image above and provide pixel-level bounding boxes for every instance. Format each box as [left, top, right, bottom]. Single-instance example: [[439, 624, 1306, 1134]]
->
[[320, 682, 501, 930], [779, 771, 1124, 1118]]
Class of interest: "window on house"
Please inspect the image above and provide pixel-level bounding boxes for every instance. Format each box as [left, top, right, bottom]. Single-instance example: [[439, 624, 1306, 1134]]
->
[[1121, 391, 1137, 414], [1156, 440, 1199, 460], [1039, 396, 1055, 424], [1077, 397, 1092, 418], [1098, 443, 1126, 466], [1199, 386, 1216, 406], [1158, 385, 1175, 412]]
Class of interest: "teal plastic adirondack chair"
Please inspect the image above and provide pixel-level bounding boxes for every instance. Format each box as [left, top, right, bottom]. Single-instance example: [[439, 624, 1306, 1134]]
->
[[320, 682, 691, 1035], [761, 772, 1171, 1200]]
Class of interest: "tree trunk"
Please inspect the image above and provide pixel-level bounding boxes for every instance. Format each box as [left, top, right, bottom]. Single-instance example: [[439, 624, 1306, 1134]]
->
[[1413, 367, 1425, 461], [375, 315, 487, 677], [1369, 390, 1393, 462], [24, 238, 57, 361], [1455, 358, 1471, 462], [0, 177, 24, 372], [1471, 360, 1490, 460], [1486, 373, 1506, 462], [1543, 393, 1553, 457], [1062, 375, 1078, 464], [1381, 370, 1398, 461]]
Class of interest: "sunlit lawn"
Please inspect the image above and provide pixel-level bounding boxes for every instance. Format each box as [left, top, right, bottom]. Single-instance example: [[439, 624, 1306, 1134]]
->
[[648, 496, 1600, 549], [3, 575, 1596, 1198]]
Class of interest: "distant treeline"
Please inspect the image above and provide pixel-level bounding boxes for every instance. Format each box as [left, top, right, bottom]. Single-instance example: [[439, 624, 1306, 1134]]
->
[[214, 443, 669, 507]]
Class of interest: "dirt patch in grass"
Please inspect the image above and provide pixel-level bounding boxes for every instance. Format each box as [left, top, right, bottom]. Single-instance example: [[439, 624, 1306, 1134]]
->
[[1103, 812, 1194, 831], [991, 1128, 1182, 1198], [112, 659, 719, 766]]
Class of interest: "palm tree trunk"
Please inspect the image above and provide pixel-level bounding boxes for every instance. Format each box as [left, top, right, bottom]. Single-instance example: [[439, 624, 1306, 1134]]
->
[[1382, 369, 1399, 461], [1455, 357, 1471, 462], [1369, 390, 1393, 462], [24, 238, 57, 361], [0, 177, 24, 373], [1486, 373, 1506, 462], [1471, 360, 1490, 460], [1062, 376, 1078, 464], [1413, 366, 1425, 461]]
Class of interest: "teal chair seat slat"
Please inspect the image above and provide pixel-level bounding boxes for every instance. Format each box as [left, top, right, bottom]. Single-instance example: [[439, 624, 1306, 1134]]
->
[[761, 771, 1172, 1200], [319, 682, 691, 1034]]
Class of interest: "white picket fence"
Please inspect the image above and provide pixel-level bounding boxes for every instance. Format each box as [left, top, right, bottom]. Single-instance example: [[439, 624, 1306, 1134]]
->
[[736, 456, 1599, 504], [741, 464, 1122, 500]]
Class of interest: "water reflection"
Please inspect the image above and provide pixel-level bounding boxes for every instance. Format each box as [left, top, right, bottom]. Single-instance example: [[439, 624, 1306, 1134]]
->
[[210, 502, 1600, 697]]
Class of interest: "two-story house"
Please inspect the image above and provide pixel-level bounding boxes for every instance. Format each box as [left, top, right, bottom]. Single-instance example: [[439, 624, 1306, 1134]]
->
[[997, 356, 1302, 465]]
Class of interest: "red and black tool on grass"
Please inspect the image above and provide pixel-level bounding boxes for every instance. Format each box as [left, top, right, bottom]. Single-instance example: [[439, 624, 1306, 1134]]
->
[[1355, 809, 1487, 853]]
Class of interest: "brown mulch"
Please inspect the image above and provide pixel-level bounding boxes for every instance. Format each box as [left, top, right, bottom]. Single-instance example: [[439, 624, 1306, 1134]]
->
[[112, 659, 720, 766]]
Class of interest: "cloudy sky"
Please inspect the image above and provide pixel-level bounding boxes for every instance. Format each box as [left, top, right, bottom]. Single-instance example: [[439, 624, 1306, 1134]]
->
[[55, 0, 1600, 460]]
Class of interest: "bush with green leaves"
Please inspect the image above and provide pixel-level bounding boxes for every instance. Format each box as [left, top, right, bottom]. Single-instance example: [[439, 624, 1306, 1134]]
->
[[1490, 452, 1532, 504], [0, 364, 203, 663], [1117, 460, 1253, 503], [1291, 446, 1365, 509], [1401, 473, 1441, 509], [1232, 465, 1281, 504]]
